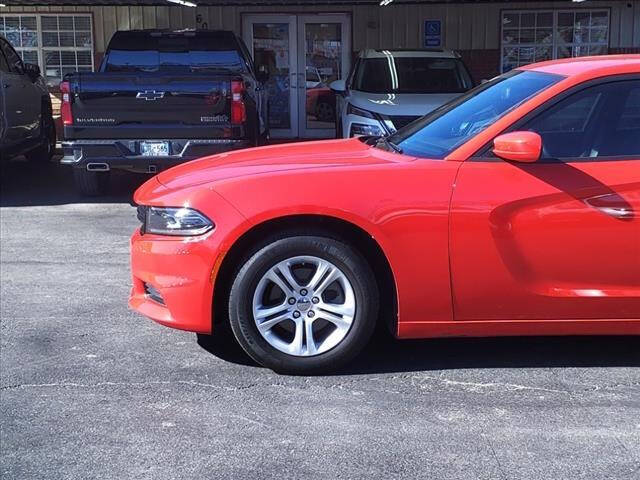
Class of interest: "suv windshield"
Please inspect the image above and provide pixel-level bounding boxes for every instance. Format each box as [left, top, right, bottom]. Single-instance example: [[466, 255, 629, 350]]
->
[[387, 70, 563, 159], [353, 55, 473, 94], [104, 33, 246, 74]]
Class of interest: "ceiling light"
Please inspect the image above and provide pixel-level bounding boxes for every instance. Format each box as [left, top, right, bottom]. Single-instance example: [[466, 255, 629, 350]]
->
[[167, 0, 197, 7], [380, 0, 394, 5]]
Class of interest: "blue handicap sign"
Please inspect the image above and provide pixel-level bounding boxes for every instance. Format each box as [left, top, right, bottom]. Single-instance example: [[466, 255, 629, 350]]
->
[[424, 20, 442, 47]]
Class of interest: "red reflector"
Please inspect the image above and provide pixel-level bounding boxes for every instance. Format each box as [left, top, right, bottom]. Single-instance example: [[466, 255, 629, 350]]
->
[[231, 80, 246, 124], [60, 81, 73, 126]]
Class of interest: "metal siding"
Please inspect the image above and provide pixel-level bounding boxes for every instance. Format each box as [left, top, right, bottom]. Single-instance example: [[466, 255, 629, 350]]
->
[[635, 0, 640, 47], [102, 6, 117, 49], [5, 3, 638, 54], [142, 6, 156, 29]]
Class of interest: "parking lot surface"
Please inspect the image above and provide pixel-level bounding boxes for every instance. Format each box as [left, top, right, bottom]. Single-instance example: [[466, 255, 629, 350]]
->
[[1, 158, 639, 480]]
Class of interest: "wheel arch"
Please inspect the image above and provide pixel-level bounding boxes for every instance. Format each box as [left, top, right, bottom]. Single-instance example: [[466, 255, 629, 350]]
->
[[213, 214, 398, 336]]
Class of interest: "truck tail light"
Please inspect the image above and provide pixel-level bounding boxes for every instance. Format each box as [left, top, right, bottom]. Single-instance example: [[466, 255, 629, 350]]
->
[[60, 81, 73, 126], [231, 80, 246, 125]]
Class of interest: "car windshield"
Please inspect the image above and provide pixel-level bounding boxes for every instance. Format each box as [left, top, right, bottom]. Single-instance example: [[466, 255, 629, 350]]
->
[[353, 54, 474, 94], [387, 70, 564, 159], [104, 33, 246, 74]]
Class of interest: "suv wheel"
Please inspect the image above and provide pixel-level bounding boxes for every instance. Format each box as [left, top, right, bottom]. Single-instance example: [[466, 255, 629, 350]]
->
[[73, 168, 109, 196], [229, 235, 379, 374]]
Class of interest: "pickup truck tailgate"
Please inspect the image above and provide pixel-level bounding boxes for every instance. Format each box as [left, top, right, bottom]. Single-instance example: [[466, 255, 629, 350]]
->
[[69, 74, 233, 139]]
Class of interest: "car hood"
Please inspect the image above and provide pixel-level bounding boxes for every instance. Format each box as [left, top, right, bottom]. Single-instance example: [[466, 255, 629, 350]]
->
[[156, 138, 409, 190], [350, 90, 461, 116]]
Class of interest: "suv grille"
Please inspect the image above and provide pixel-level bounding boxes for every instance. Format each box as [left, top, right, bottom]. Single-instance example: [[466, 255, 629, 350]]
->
[[388, 115, 421, 130]]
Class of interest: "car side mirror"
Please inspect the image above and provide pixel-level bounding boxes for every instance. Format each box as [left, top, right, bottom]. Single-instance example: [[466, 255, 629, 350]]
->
[[329, 79, 346, 95], [24, 62, 40, 81], [256, 64, 270, 83], [493, 131, 542, 163]]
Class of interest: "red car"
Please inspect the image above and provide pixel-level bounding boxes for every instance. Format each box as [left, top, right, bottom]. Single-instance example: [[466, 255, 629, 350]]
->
[[130, 56, 640, 374]]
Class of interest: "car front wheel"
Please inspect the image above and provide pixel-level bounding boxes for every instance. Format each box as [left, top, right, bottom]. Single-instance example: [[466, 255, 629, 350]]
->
[[228, 235, 378, 374]]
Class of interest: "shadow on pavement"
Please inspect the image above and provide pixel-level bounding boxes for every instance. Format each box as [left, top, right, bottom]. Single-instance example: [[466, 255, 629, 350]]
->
[[197, 329, 640, 375], [1, 156, 150, 207]]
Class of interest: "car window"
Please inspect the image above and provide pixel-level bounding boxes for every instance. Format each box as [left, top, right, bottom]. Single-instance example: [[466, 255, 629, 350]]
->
[[104, 33, 246, 74], [353, 55, 473, 94], [1, 40, 23, 74], [387, 70, 562, 159], [522, 80, 640, 159]]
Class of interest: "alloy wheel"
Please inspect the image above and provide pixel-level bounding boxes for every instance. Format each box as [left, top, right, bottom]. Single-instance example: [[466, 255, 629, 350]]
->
[[251, 255, 356, 357]]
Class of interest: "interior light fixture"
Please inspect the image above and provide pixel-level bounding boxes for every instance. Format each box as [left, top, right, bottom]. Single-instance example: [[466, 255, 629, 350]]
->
[[380, 0, 395, 6], [167, 0, 197, 7]]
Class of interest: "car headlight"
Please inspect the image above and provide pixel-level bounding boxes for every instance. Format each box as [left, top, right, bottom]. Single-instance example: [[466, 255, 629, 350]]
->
[[349, 123, 385, 137], [137, 206, 214, 236], [347, 103, 377, 119]]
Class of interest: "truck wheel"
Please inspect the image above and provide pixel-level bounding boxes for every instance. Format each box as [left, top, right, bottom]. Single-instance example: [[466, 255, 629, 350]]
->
[[73, 168, 109, 196], [228, 235, 379, 375], [26, 112, 56, 163]]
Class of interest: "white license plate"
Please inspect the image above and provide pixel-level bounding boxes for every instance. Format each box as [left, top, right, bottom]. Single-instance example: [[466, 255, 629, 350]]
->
[[141, 142, 170, 157]]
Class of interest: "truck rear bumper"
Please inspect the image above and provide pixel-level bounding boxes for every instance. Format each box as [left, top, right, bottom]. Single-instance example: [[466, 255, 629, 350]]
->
[[60, 138, 252, 173]]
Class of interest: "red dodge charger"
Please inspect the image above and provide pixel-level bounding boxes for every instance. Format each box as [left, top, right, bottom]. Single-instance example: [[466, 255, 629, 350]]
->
[[130, 56, 640, 374]]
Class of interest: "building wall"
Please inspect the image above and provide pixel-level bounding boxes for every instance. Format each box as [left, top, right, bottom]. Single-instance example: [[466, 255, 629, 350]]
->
[[5, 1, 639, 84], [5, 1, 639, 53]]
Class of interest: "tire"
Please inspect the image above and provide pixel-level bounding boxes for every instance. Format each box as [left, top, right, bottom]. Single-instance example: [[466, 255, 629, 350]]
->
[[315, 100, 335, 123], [73, 167, 109, 196], [26, 110, 56, 163], [228, 235, 379, 375]]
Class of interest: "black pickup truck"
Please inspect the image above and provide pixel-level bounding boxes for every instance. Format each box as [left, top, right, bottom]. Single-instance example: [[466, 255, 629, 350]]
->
[[61, 30, 269, 195]]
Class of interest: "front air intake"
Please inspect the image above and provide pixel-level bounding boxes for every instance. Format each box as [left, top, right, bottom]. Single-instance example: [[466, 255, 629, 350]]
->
[[144, 282, 165, 305]]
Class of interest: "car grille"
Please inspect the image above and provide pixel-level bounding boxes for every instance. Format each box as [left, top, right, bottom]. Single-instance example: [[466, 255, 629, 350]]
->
[[387, 115, 421, 130]]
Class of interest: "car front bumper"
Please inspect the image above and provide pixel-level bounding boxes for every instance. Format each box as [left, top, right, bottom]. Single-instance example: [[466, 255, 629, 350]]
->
[[61, 138, 252, 173], [128, 181, 250, 334], [128, 228, 220, 333]]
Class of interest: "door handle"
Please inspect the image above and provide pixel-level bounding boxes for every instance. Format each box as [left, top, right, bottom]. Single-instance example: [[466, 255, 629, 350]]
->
[[290, 72, 297, 89], [584, 194, 635, 220], [298, 72, 306, 89]]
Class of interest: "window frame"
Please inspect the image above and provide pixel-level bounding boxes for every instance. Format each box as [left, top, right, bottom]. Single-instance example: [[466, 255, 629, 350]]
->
[[0, 13, 94, 86], [474, 74, 640, 163], [500, 8, 611, 74]]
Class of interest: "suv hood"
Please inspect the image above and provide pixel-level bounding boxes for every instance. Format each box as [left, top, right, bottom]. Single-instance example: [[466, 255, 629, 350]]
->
[[156, 138, 409, 190], [350, 90, 461, 116]]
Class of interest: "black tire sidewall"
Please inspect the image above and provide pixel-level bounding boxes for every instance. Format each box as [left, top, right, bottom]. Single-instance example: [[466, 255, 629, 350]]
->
[[229, 236, 378, 374]]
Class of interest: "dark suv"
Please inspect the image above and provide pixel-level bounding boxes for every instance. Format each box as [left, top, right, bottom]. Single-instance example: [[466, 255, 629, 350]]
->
[[0, 35, 56, 162]]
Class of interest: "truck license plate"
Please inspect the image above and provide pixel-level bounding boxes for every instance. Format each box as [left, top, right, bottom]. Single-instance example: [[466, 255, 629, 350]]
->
[[141, 142, 169, 157]]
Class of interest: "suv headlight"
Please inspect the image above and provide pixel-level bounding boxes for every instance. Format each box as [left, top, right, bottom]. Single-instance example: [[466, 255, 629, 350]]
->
[[347, 103, 377, 119], [138, 206, 214, 236]]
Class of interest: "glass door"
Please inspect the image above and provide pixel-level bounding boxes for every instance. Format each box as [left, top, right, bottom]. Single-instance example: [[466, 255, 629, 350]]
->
[[243, 14, 298, 138], [244, 14, 350, 139], [297, 15, 351, 139]]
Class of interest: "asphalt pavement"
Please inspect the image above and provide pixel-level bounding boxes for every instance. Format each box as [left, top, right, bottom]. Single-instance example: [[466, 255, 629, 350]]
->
[[1, 157, 639, 480]]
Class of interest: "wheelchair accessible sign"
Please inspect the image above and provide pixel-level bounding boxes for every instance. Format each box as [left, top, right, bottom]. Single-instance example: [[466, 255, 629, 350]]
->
[[424, 20, 442, 47]]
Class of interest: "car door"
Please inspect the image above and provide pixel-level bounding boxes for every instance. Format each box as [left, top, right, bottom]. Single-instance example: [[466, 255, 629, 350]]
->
[[0, 38, 39, 144], [450, 77, 640, 321], [0, 46, 9, 147]]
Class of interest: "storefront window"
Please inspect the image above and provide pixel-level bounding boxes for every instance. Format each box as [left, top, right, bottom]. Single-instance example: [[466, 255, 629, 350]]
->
[[501, 9, 609, 73], [0, 14, 94, 86]]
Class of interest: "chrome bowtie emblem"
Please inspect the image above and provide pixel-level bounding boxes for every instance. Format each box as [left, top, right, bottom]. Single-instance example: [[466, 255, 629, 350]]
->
[[136, 90, 165, 101]]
